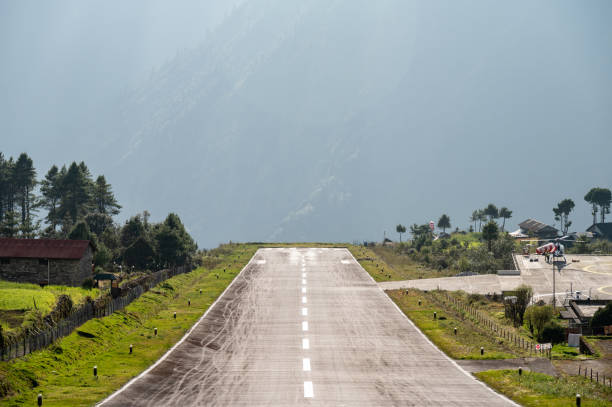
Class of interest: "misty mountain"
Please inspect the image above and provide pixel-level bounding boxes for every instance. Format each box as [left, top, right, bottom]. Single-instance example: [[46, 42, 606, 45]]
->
[[3, 1, 612, 247]]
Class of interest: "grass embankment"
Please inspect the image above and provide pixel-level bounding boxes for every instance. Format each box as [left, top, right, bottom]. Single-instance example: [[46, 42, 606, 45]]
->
[[477, 369, 612, 406], [0, 282, 99, 332], [347, 245, 448, 282], [388, 289, 523, 359], [0, 243, 257, 406]]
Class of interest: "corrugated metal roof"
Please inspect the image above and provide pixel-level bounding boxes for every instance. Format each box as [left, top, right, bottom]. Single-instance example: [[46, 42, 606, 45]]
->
[[518, 219, 558, 234], [0, 238, 92, 260]]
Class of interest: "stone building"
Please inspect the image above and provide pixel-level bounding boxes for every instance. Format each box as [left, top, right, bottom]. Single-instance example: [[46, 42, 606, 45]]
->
[[0, 238, 94, 286]]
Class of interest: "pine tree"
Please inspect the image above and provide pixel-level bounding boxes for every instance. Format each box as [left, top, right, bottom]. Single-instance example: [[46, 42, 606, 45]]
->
[[58, 162, 93, 226], [40, 165, 63, 232], [1, 156, 16, 218], [437, 214, 451, 233], [499, 207, 513, 232], [483, 203, 499, 222], [13, 153, 37, 228], [1, 210, 19, 237], [482, 221, 499, 251], [93, 175, 121, 216]]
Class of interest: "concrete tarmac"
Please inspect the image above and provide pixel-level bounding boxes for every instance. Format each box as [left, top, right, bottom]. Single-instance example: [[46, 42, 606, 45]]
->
[[99, 248, 515, 406], [379, 254, 612, 301]]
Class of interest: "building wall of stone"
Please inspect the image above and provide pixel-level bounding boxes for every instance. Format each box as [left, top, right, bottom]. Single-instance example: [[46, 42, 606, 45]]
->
[[0, 247, 93, 286], [76, 246, 94, 285]]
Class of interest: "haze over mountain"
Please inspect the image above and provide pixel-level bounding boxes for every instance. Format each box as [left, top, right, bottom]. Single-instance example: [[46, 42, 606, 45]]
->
[[2, 0, 612, 247]]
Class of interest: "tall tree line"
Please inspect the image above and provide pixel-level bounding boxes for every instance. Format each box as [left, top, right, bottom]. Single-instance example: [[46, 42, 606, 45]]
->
[[0, 152, 120, 238]]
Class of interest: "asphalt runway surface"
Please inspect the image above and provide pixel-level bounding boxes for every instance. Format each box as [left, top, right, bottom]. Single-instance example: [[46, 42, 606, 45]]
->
[[99, 248, 515, 406], [380, 254, 612, 302]]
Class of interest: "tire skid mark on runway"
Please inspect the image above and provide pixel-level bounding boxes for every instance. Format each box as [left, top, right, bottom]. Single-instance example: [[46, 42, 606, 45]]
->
[[140, 262, 265, 406]]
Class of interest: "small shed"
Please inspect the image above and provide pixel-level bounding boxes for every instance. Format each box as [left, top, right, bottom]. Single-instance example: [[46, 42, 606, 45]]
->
[[0, 238, 95, 286]]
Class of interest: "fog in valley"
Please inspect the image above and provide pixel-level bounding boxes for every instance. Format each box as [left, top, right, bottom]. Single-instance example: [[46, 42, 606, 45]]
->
[[2, 0, 611, 247]]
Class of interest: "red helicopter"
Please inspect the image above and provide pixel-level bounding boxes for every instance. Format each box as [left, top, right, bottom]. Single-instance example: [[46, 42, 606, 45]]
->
[[535, 237, 571, 263]]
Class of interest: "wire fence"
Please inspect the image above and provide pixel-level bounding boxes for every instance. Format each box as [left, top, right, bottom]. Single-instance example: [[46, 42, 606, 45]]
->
[[577, 365, 612, 388], [0, 266, 189, 361]]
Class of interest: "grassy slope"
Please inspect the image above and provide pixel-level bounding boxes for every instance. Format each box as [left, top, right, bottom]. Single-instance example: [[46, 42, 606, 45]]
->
[[0, 244, 257, 406], [387, 289, 520, 359], [0, 282, 99, 331], [476, 370, 612, 406], [347, 245, 450, 282]]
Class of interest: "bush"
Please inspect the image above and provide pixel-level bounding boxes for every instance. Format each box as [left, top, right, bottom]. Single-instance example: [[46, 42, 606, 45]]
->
[[468, 293, 483, 304], [524, 305, 553, 339], [590, 303, 612, 329], [93, 243, 112, 267], [81, 278, 94, 290], [541, 321, 565, 344]]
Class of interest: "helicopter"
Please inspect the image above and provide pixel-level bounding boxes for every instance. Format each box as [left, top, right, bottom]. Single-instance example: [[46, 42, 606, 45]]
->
[[536, 239, 566, 263], [523, 235, 577, 264]]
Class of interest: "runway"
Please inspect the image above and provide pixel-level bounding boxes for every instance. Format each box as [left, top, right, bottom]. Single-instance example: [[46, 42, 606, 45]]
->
[[99, 248, 515, 406]]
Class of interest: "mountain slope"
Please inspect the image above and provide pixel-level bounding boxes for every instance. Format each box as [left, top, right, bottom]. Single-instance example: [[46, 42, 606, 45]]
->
[[91, 0, 612, 247]]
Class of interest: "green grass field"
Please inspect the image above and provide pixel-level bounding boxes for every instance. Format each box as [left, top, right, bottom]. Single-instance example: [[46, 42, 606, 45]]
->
[[387, 289, 522, 359], [0, 243, 257, 406], [0, 282, 99, 332], [476, 369, 612, 406], [347, 245, 450, 281]]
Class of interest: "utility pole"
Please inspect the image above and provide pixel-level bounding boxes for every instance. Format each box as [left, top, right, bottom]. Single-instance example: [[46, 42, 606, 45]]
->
[[47, 258, 50, 286], [552, 260, 556, 311]]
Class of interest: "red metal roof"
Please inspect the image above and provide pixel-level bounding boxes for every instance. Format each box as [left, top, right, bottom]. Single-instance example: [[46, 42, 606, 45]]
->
[[0, 238, 92, 260]]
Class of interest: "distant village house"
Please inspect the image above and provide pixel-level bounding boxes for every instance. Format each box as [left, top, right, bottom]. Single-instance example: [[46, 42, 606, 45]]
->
[[510, 219, 559, 239], [0, 238, 95, 286], [586, 223, 612, 241]]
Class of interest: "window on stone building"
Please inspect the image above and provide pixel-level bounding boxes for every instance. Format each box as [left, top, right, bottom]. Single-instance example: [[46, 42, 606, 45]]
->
[[39, 259, 48, 265], [0, 258, 10, 265]]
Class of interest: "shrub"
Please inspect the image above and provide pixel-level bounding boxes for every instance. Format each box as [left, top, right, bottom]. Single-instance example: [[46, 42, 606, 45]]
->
[[524, 305, 553, 340], [541, 321, 565, 344], [468, 293, 483, 304], [590, 303, 612, 329], [81, 278, 94, 290], [93, 243, 112, 267]]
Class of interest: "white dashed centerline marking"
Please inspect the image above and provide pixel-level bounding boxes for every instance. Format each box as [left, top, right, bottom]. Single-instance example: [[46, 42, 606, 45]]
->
[[302, 321, 309, 331], [302, 307, 308, 316], [302, 287, 307, 293], [302, 279, 307, 285], [302, 296, 307, 304], [303, 358, 311, 371], [304, 381, 313, 398], [302, 272, 306, 278], [302, 338, 310, 349]]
